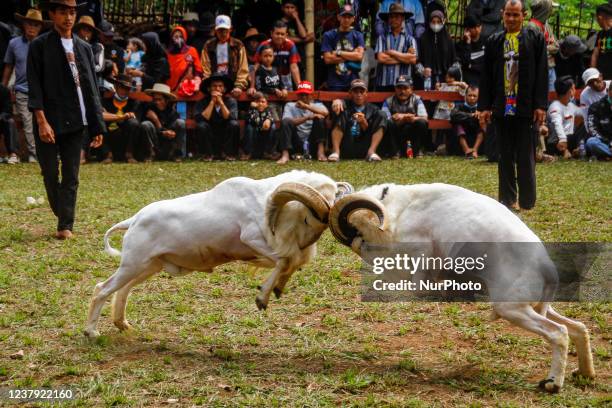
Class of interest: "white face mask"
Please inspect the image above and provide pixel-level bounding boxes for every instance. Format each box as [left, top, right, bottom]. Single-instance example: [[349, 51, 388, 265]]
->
[[430, 23, 443, 33]]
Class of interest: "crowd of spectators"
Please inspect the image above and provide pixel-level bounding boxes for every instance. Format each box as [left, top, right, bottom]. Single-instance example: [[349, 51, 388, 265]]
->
[[0, 0, 610, 166]]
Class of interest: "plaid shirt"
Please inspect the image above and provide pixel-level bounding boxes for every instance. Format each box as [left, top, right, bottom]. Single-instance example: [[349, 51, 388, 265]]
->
[[374, 27, 418, 88]]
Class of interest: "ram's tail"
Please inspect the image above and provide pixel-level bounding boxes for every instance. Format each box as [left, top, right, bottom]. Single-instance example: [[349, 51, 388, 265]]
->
[[103, 217, 134, 257]]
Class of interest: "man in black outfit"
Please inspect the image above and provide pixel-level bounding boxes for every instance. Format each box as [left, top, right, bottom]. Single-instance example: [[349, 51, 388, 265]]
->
[[27, 0, 105, 239], [478, 0, 548, 211]]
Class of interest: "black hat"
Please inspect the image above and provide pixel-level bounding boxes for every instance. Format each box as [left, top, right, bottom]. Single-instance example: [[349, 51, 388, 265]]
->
[[339, 4, 355, 16], [97, 19, 115, 37], [463, 14, 481, 28], [395, 75, 413, 87], [201, 72, 234, 93], [111, 73, 133, 89], [379, 3, 414, 21], [560, 35, 587, 55]]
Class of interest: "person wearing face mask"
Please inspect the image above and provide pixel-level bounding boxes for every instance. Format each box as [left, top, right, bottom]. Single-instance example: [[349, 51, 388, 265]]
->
[[417, 10, 458, 90], [201, 15, 250, 99], [99, 74, 147, 164], [585, 84, 612, 160], [166, 25, 203, 92]]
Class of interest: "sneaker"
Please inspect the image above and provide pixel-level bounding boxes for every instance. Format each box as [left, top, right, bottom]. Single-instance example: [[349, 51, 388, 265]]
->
[[28, 155, 38, 163], [7, 154, 20, 164]]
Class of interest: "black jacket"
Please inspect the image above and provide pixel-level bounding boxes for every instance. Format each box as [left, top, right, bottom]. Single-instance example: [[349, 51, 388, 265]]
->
[[141, 32, 170, 91], [587, 96, 612, 144], [27, 29, 106, 136], [456, 37, 486, 86], [478, 28, 548, 119], [194, 96, 238, 125]]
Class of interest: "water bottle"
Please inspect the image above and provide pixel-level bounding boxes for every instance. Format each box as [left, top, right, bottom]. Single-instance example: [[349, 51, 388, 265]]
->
[[424, 77, 431, 91], [578, 139, 586, 160], [303, 139, 311, 160], [351, 119, 360, 139], [406, 142, 413, 158]]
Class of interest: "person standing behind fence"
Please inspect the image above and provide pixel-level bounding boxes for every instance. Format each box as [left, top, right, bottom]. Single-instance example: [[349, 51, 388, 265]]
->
[[375, 4, 418, 92], [27, 0, 105, 240], [456, 15, 486, 87], [136, 32, 169, 91], [166, 26, 203, 92], [478, 0, 548, 211], [591, 3, 612, 80], [527, 0, 558, 92], [321, 5, 365, 91], [2, 8, 46, 164]]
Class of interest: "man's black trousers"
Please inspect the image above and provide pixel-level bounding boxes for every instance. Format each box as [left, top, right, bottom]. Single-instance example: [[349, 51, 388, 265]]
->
[[34, 127, 85, 231], [494, 116, 537, 210]]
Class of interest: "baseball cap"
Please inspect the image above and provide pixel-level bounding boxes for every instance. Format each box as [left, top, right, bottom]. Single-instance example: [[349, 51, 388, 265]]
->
[[339, 4, 355, 16], [215, 15, 231, 30], [296, 81, 314, 94], [349, 79, 367, 91], [582, 68, 601, 85], [395, 75, 413, 87]]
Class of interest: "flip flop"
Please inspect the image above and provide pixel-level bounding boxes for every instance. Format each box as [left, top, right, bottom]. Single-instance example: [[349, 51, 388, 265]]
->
[[327, 152, 340, 162], [366, 153, 382, 162]]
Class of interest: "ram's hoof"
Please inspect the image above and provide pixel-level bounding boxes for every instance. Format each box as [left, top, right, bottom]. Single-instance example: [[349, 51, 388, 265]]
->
[[572, 369, 595, 380], [538, 378, 560, 393], [273, 287, 282, 299], [83, 328, 100, 338], [255, 297, 267, 311]]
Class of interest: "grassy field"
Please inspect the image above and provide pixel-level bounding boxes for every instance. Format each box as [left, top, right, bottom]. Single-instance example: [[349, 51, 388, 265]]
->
[[0, 157, 610, 407]]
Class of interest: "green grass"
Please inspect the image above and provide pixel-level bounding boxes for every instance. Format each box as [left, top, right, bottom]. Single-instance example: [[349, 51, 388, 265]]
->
[[0, 158, 610, 407]]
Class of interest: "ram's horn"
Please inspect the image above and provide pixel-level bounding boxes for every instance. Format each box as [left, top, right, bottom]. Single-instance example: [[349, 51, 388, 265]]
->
[[335, 181, 354, 201], [266, 182, 331, 234], [328, 193, 386, 246]]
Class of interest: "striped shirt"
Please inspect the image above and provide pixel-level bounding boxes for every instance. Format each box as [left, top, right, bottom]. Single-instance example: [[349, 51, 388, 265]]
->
[[374, 27, 418, 88]]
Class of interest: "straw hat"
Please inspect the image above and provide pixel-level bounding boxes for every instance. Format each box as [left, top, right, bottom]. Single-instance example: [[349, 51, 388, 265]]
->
[[14, 8, 51, 26], [74, 15, 97, 32], [145, 83, 177, 100]]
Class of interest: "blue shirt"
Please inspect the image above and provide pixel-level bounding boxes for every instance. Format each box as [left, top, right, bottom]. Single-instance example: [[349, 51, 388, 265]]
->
[[4, 36, 31, 93], [374, 27, 418, 88], [321, 29, 365, 91]]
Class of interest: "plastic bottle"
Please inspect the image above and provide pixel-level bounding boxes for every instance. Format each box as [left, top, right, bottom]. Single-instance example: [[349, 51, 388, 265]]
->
[[424, 77, 431, 91], [303, 139, 311, 160], [351, 119, 360, 138], [578, 139, 586, 160], [406, 142, 413, 158]]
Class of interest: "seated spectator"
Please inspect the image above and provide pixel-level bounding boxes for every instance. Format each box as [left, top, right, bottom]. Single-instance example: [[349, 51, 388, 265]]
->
[[381, 75, 428, 158], [166, 25, 203, 92], [244, 92, 279, 160], [281, 0, 315, 62], [278, 80, 329, 164], [253, 20, 301, 90], [98, 20, 124, 73], [329, 79, 387, 162], [248, 44, 287, 120], [450, 85, 484, 159], [321, 5, 365, 91], [554, 35, 586, 88], [141, 83, 186, 162], [374, 4, 418, 92], [546, 76, 584, 159], [181, 11, 208, 55], [418, 10, 457, 90], [100, 74, 147, 164], [375, 0, 425, 39], [243, 27, 267, 72], [456, 14, 485, 87], [2, 8, 46, 164], [201, 15, 249, 98], [528, 0, 559, 92], [123, 37, 145, 90], [194, 73, 239, 161], [136, 32, 170, 91], [591, 3, 612, 80], [0, 84, 19, 164], [580, 68, 610, 117], [586, 84, 612, 159], [433, 66, 467, 120]]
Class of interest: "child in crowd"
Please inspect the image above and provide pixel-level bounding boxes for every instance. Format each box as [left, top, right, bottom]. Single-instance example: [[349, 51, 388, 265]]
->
[[434, 66, 468, 120], [124, 37, 146, 90], [249, 44, 287, 121], [450, 85, 484, 159], [244, 92, 279, 160]]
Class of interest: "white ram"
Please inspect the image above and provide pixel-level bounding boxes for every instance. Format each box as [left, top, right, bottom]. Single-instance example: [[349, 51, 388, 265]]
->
[[328, 183, 595, 393]]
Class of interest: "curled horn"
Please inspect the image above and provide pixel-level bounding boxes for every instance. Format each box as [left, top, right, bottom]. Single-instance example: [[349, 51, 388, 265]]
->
[[328, 193, 386, 247], [266, 182, 331, 235], [335, 181, 354, 201]]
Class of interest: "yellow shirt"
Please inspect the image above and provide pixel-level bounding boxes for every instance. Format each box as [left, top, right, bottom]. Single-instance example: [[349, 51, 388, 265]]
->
[[504, 32, 520, 97]]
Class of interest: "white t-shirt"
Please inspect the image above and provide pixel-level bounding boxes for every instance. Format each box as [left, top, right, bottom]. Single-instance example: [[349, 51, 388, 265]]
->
[[216, 43, 229, 75], [580, 80, 610, 117], [547, 100, 583, 142], [61, 37, 87, 125]]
